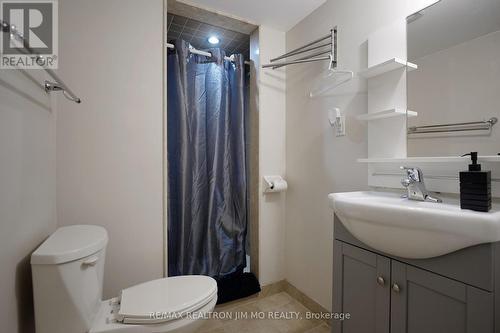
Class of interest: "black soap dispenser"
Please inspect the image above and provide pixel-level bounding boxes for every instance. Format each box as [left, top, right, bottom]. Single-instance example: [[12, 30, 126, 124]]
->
[[460, 152, 491, 212]]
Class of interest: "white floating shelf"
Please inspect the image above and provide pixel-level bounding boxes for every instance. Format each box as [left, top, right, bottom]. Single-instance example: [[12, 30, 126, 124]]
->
[[359, 58, 418, 78], [357, 108, 417, 121], [358, 156, 500, 163]]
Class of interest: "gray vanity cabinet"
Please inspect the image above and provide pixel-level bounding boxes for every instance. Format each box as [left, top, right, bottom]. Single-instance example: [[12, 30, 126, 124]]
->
[[333, 217, 496, 333], [390, 260, 493, 333], [332, 241, 390, 333]]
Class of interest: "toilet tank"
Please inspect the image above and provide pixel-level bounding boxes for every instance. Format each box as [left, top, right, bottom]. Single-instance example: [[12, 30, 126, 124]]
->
[[31, 225, 108, 333]]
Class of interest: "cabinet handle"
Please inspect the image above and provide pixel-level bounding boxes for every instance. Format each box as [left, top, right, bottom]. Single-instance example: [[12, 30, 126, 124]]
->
[[376, 276, 385, 286], [392, 283, 401, 293]]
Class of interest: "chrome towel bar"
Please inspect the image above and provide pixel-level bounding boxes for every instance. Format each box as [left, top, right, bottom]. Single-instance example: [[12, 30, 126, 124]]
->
[[408, 117, 497, 134], [1, 20, 81, 103]]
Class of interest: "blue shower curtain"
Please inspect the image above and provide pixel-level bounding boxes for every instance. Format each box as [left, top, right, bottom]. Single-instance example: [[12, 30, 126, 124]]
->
[[167, 40, 247, 279]]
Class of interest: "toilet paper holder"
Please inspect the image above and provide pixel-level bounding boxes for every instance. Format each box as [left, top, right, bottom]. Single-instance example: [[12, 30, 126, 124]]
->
[[263, 175, 288, 193]]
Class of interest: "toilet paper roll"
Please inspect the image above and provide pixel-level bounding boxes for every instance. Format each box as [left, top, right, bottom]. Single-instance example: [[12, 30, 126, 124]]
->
[[266, 179, 288, 193]]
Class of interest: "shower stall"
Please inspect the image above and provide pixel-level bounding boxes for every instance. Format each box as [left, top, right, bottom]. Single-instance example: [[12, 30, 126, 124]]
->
[[165, 8, 259, 303]]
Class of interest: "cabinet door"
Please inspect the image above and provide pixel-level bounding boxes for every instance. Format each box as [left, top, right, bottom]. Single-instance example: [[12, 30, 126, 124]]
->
[[333, 241, 391, 333], [391, 261, 493, 333]]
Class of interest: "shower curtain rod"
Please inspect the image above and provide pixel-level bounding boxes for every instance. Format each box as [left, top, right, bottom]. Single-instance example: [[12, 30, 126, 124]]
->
[[166, 43, 250, 65]]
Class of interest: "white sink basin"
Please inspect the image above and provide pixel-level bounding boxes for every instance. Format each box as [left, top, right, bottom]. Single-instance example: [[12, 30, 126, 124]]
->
[[329, 191, 500, 259]]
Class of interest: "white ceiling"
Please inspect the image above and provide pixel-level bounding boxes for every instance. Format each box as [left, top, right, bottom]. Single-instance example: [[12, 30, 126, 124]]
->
[[175, 0, 327, 31]]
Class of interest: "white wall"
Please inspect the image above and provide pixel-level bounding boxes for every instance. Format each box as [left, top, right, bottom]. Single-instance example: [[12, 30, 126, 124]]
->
[[285, 0, 437, 310], [56, 0, 165, 298], [255, 26, 287, 286], [408, 30, 500, 157], [0, 69, 56, 333]]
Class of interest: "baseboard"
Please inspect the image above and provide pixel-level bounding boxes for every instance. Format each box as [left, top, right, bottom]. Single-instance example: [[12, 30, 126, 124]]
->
[[215, 278, 330, 322], [282, 280, 329, 315]]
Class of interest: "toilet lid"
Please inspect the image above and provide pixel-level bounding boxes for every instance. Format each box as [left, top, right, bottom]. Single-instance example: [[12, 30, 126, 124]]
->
[[118, 275, 217, 324]]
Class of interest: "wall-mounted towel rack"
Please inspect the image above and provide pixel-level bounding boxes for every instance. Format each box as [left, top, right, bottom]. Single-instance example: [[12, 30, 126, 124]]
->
[[262, 28, 336, 69], [408, 117, 498, 135], [1, 20, 81, 103]]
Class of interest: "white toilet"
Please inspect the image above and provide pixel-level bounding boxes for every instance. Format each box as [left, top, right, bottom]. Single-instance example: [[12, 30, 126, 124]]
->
[[31, 225, 218, 333]]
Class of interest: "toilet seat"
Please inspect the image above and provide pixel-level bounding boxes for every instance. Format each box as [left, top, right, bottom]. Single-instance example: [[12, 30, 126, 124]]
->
[[117, 275, 218, 325]]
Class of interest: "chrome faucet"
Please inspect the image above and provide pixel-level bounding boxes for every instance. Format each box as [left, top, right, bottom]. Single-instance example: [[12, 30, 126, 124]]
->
[[400, 166, 442, 203]]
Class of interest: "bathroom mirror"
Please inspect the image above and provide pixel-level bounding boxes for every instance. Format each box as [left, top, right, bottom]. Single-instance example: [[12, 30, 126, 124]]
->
[[406, 0, 500, 157]]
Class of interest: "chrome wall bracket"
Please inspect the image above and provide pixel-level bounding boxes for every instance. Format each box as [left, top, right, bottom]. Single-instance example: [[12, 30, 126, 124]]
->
[[44, 81, 64, 93], [44, 80, 81, 103]]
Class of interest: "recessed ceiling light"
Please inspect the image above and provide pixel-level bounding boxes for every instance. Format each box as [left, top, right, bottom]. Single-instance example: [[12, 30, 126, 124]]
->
[[208, 36, 220, 45]]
